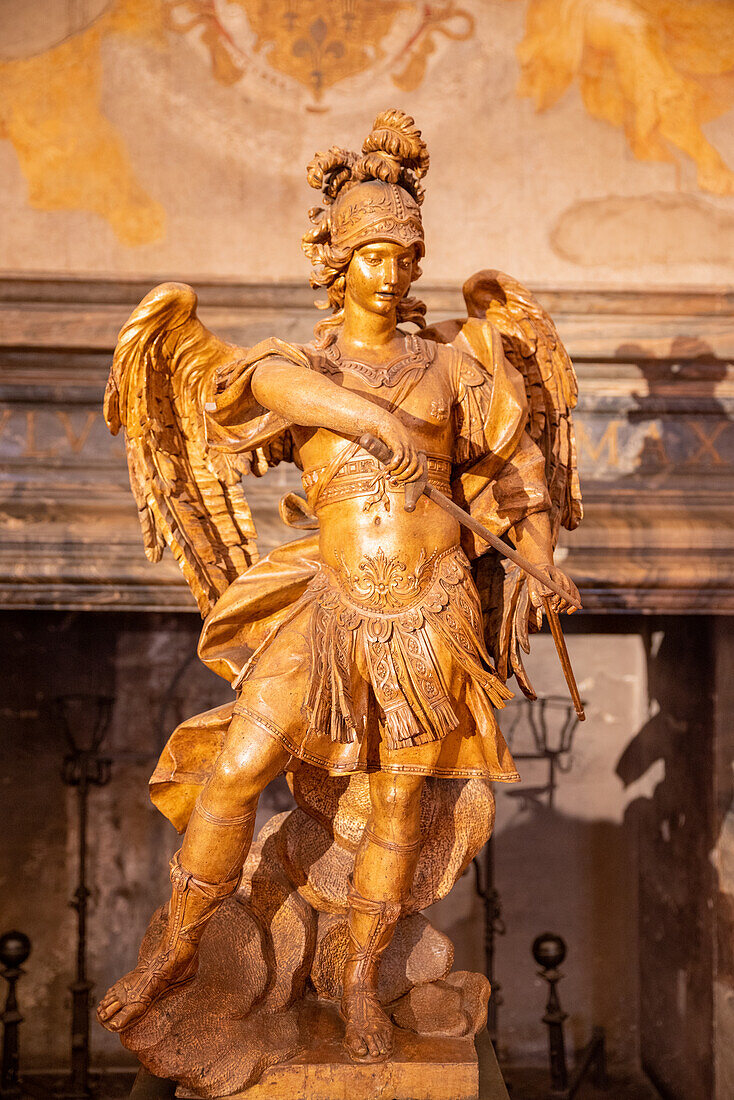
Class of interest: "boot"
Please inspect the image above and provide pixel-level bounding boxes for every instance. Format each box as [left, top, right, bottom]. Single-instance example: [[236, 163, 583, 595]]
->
[[97, 848, 242, 1032], [340, 877, 403, 1062]]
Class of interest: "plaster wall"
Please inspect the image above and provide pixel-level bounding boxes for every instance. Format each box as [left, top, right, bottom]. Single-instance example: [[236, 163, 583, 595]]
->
[[714, 620, 734, 1099], [428, 622, 649, 1065], [0, 0, 732, 1088], [1, 0, 733, 290]]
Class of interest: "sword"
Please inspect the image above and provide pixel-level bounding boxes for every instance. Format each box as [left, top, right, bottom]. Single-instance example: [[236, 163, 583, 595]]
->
[[359, 433, 586, 720]]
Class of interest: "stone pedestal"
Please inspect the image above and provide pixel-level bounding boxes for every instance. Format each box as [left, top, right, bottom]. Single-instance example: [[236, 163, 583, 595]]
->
[[174, 1001, 508, 1100]]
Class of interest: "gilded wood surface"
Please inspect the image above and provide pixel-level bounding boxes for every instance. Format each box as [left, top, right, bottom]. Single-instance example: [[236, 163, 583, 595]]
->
[[90, 109, 576, 1091]]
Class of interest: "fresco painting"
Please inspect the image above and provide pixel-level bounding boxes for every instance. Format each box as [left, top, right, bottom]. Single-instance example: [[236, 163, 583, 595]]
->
[[0, 0, 732, 281]]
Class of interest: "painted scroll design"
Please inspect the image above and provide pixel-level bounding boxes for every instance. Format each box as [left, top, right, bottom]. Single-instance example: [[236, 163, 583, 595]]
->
[[1, 0, 732, 250], [0, 0, 167, 246]]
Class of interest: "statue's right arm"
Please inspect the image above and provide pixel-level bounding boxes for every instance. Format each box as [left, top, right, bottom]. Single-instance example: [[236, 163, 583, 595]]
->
[[250, 358, 423, 482]]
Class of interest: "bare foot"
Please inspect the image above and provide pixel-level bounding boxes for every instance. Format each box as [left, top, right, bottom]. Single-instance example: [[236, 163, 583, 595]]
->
[[341, 989, 393, 1062], [97, 940, 197, 1032]]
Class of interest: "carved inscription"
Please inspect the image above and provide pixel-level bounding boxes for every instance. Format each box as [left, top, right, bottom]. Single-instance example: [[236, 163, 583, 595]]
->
[[0, 408, 123, 462], [575, 416, 734, 477], [2, 404, 732, 481]]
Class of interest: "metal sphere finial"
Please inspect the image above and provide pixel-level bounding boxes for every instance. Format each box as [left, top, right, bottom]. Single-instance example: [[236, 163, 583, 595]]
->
[[532, 932, 566, 971], [0, 932, 31, 970]]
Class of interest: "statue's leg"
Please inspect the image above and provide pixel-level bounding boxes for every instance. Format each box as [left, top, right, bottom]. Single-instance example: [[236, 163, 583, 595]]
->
[[341, 769, 424, 1062], [97, 711, 291, 1032]]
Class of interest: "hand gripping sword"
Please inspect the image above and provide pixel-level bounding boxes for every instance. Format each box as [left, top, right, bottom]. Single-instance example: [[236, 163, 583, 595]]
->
[[359, 434, 585, 721]]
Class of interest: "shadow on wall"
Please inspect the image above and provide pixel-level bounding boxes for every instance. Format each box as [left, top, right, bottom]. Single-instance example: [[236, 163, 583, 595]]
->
[[712, 619, 734, 1100], [617, 620, 715, 1100], [429, 615, 717, 1100], [625, 336, 730, 480], [490, 803, 638, 1063], [427, 621, 648, 1069], [0, 610, 721, 1098]]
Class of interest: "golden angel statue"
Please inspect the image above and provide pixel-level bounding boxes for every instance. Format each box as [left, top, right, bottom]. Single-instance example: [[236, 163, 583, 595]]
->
[[97, 110, 582, 1096]]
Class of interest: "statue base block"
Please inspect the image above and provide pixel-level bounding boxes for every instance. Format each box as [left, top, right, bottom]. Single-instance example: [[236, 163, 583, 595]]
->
[[175, 1000, 493, 1100]]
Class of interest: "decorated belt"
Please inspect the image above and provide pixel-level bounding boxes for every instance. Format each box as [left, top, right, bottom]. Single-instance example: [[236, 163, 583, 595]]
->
[[303, 453, 452, 511]]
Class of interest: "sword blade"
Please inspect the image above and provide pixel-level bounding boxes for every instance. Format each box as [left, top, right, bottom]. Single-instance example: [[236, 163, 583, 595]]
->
[[358, 432, 586, 717], [422, 484, 582, 610], [358, 433, 582, 609], [542, 595, 586, 721]]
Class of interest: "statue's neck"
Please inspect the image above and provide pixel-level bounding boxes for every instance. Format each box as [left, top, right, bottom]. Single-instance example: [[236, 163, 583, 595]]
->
[[340, 300, 401, 358]]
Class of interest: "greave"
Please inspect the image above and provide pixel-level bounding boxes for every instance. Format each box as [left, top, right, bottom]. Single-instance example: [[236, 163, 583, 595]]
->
[[159, 850, 240, 981], [341, 878, 402, 1002], [162, 801, 255, 980], [101, 849, 242, 1028], [182, 799, 257, 882]]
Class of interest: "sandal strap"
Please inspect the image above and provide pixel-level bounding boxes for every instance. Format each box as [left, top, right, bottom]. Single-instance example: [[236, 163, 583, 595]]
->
[[169, 850, 241, 901], [122, 953, 197, 1005], [346, 878, 402, 925], [167, 850, 240, 944], [343, 878, 402, 1000]]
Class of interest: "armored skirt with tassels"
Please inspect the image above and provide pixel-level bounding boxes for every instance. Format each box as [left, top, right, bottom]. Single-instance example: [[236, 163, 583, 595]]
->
[[231, 545, 520, 780]]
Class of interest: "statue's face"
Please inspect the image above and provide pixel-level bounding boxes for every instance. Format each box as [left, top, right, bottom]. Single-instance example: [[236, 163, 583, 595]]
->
[[345, 240, 416, 316]]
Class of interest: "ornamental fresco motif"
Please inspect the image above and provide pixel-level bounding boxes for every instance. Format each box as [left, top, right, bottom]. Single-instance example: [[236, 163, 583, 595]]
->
[[515, 0, 734, 196], [165, 0, 475, 101], [0, 0, 167, 247]]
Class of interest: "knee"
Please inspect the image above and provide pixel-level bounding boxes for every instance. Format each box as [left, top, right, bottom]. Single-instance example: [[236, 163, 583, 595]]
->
[[371, 775, 424, 824], [207, 738, 272, 807]]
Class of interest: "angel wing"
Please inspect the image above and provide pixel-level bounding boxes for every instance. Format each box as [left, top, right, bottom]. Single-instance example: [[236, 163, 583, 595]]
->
[[104, 282, 259, 616], [463, 269, 582, 537], [427, 269, 583, 698]]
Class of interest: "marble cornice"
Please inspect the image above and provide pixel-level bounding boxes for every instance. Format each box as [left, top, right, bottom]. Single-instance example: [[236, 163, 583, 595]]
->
[[1, 276, 732, 613]]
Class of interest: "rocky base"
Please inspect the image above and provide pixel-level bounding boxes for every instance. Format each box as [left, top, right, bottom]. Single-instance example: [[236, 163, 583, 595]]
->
[[118, 788, 494, 1098], [175, 998, 483, 1100]]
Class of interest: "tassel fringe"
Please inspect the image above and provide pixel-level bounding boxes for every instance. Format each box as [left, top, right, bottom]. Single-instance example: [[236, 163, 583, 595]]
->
[[247, 549, 512, 752]]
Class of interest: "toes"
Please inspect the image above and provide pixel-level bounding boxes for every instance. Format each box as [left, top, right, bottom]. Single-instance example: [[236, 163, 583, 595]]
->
[[107, 1004, 137, 1032], [347, 1034, 368, 1057], [97, 997, 121, 1021], [359, 1028, 392, 1059], [374, 1027, 391, 1057], [365, 1035, 381, 1058]]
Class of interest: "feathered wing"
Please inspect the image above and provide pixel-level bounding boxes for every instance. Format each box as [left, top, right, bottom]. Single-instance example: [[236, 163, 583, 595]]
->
[[435, 269, 583, 698], [463, 269, 582, 537], [104, 282, 258, 616]]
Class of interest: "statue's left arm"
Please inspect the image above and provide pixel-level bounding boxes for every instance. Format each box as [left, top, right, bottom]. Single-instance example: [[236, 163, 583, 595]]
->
[[509, 510, 580, 619]]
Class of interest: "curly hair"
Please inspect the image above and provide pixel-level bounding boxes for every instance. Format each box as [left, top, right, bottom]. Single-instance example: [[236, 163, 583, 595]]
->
[[302, 110, 429, 347]]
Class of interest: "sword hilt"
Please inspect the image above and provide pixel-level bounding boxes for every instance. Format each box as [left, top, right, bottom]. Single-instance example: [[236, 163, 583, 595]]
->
[[359, 433, 392, 465], [359, 433, 428, 512]]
